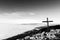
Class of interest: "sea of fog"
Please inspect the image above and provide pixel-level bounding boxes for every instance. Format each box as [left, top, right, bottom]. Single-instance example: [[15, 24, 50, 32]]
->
[[0, 23, 46, 40]]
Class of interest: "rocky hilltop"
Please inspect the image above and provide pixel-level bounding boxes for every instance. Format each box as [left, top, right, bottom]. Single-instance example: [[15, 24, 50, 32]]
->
[[4, 25, 60, 40]]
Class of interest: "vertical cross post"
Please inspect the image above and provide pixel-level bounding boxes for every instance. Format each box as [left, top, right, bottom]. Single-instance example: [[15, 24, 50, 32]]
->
[[42, 18, 53, 27]]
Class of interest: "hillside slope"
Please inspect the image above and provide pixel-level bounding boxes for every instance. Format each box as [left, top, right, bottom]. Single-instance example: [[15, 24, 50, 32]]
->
[[4, 25, 60, 40]]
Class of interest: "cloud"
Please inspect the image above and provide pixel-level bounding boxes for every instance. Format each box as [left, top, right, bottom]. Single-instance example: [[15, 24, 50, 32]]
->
[[29, 12, 36, 16], [0, 12, 25, 19], [0, 12, 40, 24], [0, 11, 37, 19]]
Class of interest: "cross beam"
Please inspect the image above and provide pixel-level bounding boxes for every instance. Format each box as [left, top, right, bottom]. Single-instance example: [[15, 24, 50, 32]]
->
[[42, 18, 53, 27]]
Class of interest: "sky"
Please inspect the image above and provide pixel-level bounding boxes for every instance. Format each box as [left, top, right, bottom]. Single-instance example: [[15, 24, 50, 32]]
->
[[0, 0, 60, 24], [0, 0, 60, 39]]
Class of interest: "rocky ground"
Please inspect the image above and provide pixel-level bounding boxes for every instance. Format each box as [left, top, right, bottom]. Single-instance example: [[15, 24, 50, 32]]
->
[[21, 25, 60, 40], [4, 25, 60, 40]]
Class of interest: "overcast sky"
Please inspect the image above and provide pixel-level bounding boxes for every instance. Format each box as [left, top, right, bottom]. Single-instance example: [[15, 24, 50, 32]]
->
[[0, 0, 59, 24]]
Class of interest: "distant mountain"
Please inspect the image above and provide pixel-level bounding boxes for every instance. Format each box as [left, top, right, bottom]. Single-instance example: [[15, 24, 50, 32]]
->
[[20, 23, 44, 25], [3, 25, 60, 40]]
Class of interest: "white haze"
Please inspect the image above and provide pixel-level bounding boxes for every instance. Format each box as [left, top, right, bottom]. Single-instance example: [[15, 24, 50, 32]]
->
[[0, 23, 46, 40]]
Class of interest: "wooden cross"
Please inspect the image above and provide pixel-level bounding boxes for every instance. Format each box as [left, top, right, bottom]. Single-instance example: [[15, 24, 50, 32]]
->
[[42, 18, 53, 27]]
